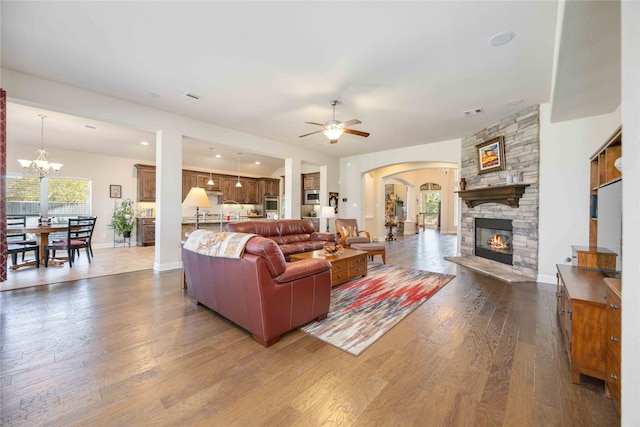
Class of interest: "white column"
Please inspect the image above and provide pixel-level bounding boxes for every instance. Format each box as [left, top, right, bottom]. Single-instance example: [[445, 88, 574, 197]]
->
[[154, 129, 182, 271], [284, 157, 301, 219], [404, 184, 417, 234]]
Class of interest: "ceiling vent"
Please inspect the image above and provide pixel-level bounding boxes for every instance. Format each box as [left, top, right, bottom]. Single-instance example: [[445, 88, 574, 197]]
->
[[184, 92, 202, 101], [464, 108, 484, 117]]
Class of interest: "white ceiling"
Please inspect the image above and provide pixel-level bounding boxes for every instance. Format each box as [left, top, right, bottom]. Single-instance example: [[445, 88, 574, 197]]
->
[[1, 1, 621, 176]]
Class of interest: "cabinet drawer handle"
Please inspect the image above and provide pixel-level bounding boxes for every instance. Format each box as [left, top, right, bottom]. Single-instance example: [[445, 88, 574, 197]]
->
[[610, 336, 620, 342], [610, 303, 619, 309], [610, 373, 619, 380]]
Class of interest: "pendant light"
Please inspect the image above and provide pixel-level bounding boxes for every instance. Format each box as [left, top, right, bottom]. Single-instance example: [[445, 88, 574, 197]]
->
[[235, 153, 242, 187], [207, 148, 215, 186], [18, 115, 63, 179]]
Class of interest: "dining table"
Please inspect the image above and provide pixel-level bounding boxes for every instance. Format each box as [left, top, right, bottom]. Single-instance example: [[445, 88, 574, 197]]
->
[[10, 224, 75, 268]]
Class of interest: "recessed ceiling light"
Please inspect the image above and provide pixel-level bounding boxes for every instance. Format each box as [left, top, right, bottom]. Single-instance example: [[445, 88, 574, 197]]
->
[[215, 154, 222, 158], [507, 99, 524, 106], [488, 31, 515, 47], [141, 141, 149, 146], [255, 161, 261, 165]]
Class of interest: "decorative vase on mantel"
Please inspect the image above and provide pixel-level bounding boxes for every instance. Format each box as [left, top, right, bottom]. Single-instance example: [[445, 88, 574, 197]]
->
[[459, 178, 467, 191]]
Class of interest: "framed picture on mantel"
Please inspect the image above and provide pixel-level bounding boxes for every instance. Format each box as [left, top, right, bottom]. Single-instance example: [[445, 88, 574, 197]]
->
[[477, 135, 505, 174]]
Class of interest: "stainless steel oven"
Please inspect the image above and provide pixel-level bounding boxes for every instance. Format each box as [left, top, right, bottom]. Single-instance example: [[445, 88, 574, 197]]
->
[[304, 189, 320, 205], [264, 195, 279, 213]]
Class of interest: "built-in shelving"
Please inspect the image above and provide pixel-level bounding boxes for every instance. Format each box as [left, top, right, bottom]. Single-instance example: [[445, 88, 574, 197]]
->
[[590, 126, 622, 246]]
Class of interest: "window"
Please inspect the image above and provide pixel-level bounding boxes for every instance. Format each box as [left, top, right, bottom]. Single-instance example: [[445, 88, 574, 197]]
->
[[6, 175, 92, 225]]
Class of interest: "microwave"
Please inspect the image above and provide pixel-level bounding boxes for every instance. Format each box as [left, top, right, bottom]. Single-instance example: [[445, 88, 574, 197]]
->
[[304, 189, 320, 205]]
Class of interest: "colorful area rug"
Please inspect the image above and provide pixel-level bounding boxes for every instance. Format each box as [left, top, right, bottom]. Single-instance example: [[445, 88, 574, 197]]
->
[[301, 263, 455, 356]]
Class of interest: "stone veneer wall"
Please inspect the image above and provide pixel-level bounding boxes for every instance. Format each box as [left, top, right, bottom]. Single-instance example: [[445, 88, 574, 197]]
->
[[460, 105, 540, 278]]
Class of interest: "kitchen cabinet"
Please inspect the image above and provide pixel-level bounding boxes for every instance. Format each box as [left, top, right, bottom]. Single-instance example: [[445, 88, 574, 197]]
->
[[222, 177, 245, 202], [245, 179, 259, 204], [182, 171, 197, 201], [135, 164, 156, 202], [136, 218, 155, 246], [259, 178, 280, 202], [556, 264, 608, 384], [303, 173, 320, 190], [197, 173, 222, 192]]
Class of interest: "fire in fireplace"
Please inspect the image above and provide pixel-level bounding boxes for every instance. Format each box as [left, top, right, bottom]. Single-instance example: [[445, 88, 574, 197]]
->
[[475, 218, 513, 265]]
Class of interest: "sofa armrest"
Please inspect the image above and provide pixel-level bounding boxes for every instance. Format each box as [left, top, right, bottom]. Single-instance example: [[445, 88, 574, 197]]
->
[[311, 232, 336, 242], [275, 259, 331, 283]]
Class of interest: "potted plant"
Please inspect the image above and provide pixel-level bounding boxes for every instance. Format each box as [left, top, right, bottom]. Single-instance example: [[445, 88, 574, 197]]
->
[[110, 198, 135, 237]]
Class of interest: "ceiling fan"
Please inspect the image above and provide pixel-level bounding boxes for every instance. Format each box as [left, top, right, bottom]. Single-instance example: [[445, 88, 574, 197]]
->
[[299, 100, 370, 144]]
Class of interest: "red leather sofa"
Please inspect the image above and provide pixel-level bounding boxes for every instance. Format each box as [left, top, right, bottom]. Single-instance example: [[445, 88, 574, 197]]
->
[[182, 234, 332, 346], [226, 219, 335, 260]]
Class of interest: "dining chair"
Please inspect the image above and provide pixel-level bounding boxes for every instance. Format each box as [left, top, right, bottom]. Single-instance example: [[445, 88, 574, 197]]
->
[[77, 215, 97, 258], [7, 243, 40, 269], [44, 217, 97, 267], [7, 215, 37, 262]]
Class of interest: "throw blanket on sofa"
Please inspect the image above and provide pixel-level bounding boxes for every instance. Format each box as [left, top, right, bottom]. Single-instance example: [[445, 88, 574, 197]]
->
[[183, 229, 257, 259]]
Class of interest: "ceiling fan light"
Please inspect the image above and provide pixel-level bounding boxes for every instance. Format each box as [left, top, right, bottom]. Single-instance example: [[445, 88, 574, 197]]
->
[[323, 127, 344, 141], [49, 163, 63, 171], [18, 159, 33, 168]]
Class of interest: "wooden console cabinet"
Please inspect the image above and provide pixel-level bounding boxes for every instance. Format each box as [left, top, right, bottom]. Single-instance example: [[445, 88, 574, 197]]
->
[[604, 277, 622, 414], [556, 264, 608, 384]]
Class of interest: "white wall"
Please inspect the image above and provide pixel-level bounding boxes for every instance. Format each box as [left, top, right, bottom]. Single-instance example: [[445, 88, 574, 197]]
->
[[537, 103, 621, 283]]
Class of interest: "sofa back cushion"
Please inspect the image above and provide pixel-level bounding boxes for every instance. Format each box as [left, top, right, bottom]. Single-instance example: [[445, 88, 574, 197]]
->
[[278, 219, 315, 236], [226, 221, 283, 244], [244, 236, 287, 277]]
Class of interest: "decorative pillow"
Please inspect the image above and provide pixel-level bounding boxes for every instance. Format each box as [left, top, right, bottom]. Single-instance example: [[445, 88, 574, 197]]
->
[[342, 226, 357, 237]]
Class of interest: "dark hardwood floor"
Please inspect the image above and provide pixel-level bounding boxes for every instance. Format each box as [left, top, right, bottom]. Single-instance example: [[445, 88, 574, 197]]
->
[[0, 230, 619, 426]]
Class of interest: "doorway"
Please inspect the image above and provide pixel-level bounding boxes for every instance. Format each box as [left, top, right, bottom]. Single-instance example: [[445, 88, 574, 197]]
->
[[419, 183, 441, 230]]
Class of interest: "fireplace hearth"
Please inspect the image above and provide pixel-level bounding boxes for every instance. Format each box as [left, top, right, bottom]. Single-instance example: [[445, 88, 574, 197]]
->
[[475, 218, 513, 265]]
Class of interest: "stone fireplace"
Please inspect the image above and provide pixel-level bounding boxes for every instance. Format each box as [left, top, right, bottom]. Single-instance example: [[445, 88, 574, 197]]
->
[[459, 105, 540, 279]]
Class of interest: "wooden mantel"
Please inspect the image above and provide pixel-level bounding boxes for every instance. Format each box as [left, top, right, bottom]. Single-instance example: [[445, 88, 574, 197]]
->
[[456, 184, 530, 208]]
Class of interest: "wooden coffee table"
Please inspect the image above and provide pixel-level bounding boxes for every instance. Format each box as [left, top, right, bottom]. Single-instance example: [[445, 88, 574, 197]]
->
[[290, 248, 368, 287]]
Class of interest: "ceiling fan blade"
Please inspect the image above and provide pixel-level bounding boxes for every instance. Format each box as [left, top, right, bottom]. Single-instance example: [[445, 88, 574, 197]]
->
[[304, 121, 326, 127], [342, 119, 361, 126], [298, 130, 324, 138], [344, 128, 370, 138]]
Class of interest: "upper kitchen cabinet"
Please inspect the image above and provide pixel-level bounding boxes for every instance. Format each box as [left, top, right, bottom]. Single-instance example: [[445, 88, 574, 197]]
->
[[135, 164, 156, 202], [245, 179, 259, 204], [259, 178, 280, 197], [197, 173, 222, 192], [182, 171, 197, 201], [303, 173, 320, 190]]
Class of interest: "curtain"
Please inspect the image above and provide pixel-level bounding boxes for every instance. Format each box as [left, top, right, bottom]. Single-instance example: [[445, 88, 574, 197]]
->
[[1, 88, 7, 282]]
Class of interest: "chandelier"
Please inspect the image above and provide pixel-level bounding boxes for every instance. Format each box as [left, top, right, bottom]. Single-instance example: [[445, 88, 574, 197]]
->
[[18, 115, 63, 179]]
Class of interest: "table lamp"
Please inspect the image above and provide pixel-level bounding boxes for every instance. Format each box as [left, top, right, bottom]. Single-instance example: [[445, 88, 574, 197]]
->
[[182, 187, 211, 229], [321, 206, 336, 233]]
